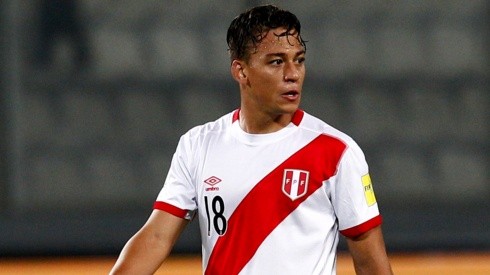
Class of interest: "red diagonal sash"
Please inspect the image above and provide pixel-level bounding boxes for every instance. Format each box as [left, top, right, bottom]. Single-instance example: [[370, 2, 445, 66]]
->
[[205, 134, 346, 274]]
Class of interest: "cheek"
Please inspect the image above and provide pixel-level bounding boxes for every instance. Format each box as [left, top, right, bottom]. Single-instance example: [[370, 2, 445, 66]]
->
[[248, 70, 276, 87], [253, 76, 281, 95], [260, 68, 283, 83]]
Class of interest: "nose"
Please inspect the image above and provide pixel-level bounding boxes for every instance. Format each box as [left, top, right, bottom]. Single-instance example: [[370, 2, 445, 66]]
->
[[284, 62, 300, 82]]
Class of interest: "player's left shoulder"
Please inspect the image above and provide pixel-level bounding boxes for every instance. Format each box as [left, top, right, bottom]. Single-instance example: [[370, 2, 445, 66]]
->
[[300, 111, 357, 146]]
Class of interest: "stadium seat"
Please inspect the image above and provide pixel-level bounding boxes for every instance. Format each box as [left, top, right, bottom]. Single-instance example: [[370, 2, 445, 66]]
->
[[119, 91, 179, 144], [27, 155, 85, 209], [18, 93, 57, 145], [92, 29, 144, 79], [178, 85, 231, 131], [58, 91, 113, 147], [86, 153, 138, 202], [401, 87, 453, 143], [428, 26, 486, 75], [437, 145, 488, 201], [457, 86, 489, 142], [317, 28, 370, 77], [348, 86, 400, 143], [373, 27, 425, 76], [151, 28, 202, 79], [377, 148, 432, 201]]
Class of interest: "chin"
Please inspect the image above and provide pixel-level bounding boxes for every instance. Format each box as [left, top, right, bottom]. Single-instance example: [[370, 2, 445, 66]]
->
[[279, 104, 300, 114]]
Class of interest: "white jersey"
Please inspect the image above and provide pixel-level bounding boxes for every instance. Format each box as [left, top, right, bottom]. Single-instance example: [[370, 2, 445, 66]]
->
[[155, 109, 382, 275]]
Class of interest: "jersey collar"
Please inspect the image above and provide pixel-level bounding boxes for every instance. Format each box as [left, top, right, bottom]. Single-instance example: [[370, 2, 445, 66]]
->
[[232, 109, 304, 126]]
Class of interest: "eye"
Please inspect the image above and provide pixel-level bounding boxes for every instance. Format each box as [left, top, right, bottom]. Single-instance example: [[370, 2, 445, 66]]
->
[[270, 59, 283, 65], [297, 56, 306, 64]]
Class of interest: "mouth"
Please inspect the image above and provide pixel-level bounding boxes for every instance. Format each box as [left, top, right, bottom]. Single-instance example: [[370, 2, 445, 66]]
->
[[282, 90, 300, 100]]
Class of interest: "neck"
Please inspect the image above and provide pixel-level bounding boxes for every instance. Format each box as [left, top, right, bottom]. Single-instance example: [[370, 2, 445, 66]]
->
[[238, 109, 295, 134]]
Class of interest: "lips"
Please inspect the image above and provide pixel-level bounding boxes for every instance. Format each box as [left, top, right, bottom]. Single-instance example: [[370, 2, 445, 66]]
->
[[282, 90, 300, 100]]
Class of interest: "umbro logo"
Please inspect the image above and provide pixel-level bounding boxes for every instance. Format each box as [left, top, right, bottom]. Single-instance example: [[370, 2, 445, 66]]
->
[[204, 176, 221, 191]]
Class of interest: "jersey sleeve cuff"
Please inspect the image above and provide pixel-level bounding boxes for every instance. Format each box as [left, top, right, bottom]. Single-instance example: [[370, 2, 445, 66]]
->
[[154, 201, 189, 219], [340, 215, 383, 238]]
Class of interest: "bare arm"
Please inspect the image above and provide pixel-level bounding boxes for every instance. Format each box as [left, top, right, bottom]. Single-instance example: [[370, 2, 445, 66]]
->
[[346, 225, 393, 275], [110, 210, 189, 275]]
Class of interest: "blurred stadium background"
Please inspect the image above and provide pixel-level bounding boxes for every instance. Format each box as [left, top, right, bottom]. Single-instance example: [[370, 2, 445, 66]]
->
[[0, 0, 488, 271]]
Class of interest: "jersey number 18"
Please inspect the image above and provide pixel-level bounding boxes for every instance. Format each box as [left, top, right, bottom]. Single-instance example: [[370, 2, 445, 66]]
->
[[204, 195, 228, 236]]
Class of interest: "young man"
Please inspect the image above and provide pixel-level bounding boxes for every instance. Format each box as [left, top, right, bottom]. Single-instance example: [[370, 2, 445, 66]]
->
[[111, 5, 393, 275]]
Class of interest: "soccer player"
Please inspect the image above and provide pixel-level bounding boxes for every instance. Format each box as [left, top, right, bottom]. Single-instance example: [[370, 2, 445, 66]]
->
[[111, 5, 393, 275]]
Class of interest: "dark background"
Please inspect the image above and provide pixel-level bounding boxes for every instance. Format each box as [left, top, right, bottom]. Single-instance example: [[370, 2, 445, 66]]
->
[[1, 0, 488, 256]]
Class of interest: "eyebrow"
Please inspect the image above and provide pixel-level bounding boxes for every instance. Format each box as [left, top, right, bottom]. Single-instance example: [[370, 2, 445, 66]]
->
[[265, 50, 306, 58]]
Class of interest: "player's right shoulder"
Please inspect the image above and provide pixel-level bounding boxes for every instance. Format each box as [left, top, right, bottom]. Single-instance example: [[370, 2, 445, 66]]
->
[[181, 111, 235, 141]]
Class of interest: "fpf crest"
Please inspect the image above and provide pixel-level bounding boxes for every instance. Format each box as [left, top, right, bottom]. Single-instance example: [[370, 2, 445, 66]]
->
[[282, 169, 309, 201]]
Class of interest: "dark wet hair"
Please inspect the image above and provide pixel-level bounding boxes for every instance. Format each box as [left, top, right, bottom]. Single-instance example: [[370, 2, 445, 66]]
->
[[226, 5, 307, 61]]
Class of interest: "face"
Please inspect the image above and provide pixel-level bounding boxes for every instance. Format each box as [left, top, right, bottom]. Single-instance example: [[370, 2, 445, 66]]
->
[[233, 27, 306, 117]]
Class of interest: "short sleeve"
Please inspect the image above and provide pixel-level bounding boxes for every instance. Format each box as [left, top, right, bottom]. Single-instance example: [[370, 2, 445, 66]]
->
[[330, 142, 382, 238], [154, 134, 197, 220]]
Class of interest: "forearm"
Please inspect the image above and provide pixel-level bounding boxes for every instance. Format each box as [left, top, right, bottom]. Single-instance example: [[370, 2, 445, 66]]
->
[[110, 210, 188, 275], [350, 250, 392, 275], [110, 228, 172, 275], [347, 226, 393, 275]]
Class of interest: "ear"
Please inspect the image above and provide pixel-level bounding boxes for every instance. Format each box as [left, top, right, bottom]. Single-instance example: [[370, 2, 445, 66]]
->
[[231, 60, 247, 83]]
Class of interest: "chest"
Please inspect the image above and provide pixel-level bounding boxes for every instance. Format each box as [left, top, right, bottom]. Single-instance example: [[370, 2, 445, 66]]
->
[[193, 132, 344, 219]]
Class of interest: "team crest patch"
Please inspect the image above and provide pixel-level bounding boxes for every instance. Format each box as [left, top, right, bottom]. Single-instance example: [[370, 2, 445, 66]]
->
[[282, 169, 309, 201]]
